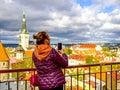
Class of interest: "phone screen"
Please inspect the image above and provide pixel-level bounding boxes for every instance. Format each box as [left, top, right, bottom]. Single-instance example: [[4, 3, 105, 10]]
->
[[58, 43, 62, 50]]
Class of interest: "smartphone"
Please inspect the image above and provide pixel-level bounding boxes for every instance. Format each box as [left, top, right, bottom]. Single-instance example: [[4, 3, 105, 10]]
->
[[58, 43, 62, 50]]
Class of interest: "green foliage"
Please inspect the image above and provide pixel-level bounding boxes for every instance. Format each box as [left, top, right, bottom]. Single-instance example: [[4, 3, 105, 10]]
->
[[12, 57, 35, 69], [102, 47, 117, 57], [102, 47, 110, 52], [93, 56, 100, 63], [85, 56, 94, 64], [64, 47, 72, 55], [11, 56, 35, 78], [23, 57, 35, 68]]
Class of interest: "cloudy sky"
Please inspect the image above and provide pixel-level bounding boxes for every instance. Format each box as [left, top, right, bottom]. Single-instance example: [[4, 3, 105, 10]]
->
[[0, 0, 120, 44]]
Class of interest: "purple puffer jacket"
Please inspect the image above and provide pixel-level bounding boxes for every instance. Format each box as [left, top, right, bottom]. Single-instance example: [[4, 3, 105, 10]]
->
[[32, 48, 68, 90]]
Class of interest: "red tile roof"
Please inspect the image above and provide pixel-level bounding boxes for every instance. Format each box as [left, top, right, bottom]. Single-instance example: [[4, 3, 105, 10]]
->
[[80, 44, 96, 48], [69, 54, 86, 61]]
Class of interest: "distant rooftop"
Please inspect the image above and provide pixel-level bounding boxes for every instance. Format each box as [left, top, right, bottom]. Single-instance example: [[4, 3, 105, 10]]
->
[[0, 41, 9, 61]]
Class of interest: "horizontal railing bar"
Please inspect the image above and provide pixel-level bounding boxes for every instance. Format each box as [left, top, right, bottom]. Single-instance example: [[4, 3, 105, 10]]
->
[[0, 79, 28, 82], [66, 62, 120, 68], [0, 62, 120, 73], [0, 68, 36, 73]]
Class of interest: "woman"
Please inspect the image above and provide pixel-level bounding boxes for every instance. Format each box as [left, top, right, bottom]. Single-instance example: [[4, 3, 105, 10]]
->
[[32, 31, 68, 90]]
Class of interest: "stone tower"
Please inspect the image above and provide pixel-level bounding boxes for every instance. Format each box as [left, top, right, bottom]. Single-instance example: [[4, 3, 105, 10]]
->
[[19, 11, 29, 50]]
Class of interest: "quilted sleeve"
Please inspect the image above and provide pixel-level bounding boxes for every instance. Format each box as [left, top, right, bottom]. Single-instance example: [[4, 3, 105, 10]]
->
[[52, 48, 68, 67]]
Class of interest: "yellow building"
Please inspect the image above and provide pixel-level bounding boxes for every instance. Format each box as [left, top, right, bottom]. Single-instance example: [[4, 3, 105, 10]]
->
[[0, 41, 9, 81]]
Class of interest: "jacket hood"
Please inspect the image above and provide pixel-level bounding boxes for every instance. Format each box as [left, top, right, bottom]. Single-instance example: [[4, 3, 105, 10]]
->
[[34, 44, 52, 60]]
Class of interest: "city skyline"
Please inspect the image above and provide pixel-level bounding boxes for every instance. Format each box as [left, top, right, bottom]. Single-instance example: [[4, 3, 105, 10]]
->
[[0, 0, 120, 44]]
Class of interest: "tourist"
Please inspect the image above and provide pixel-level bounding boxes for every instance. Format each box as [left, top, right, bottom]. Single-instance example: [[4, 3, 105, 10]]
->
[[32, 31, 68, 90]]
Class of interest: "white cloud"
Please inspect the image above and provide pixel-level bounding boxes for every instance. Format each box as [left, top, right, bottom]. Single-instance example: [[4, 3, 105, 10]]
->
[[4, 0, 13, 4], [97, 13, 108, 21], [1, 0, 120, 44], [100, 22, 120, 30]]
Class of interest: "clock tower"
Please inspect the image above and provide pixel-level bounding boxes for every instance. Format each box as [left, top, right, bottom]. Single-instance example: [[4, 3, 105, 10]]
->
[[19, 11, 29, 50]]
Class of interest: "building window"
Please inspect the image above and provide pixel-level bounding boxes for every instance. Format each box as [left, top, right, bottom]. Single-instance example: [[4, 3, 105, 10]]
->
[[3, 63, 5, 66]]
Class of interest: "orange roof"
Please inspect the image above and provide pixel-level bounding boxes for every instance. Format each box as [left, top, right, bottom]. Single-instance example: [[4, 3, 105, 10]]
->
[[0, 41, 9, 61], [69, 54, 86, 61], [80, 44, 96, 48], [25, 50, 33, 57]]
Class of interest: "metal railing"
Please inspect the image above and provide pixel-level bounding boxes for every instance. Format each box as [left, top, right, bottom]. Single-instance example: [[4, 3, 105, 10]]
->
[[0, 62, 120, 90]]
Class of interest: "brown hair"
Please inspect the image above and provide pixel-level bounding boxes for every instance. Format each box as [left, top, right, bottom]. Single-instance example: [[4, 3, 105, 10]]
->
[[33, 31, 50, 45]]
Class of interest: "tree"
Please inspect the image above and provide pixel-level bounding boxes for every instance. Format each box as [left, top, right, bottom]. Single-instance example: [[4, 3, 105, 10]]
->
[[64, 47, 72, 55], [102, 47, 109, 52], [85, 55, 94, 64]]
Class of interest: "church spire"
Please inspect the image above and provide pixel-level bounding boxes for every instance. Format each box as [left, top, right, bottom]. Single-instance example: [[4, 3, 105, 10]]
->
[[19, 11, 29, 50], [21, 11, 28, 34]]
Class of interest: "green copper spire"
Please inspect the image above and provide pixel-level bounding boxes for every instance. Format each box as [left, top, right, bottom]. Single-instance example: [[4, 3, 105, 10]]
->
[[21, 11, 28, 34]]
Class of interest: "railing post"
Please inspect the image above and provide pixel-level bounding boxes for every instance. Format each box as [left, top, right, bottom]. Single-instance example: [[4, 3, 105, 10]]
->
[[115, 71, 117, 90], [77, 68, 79, 90], [17, 72, 19, 90], [83, 72, 85, 90], [105, 72, 107, 90], [100, 64, 102, 90], [110, 65, 112, 90], [89, 66, 90, 90], [8, 81, 10, 90], [70, 75, 72, 90], [25, 80, 27, 90], [63, 68, 65, 90], [95, 73, 96, 90]]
